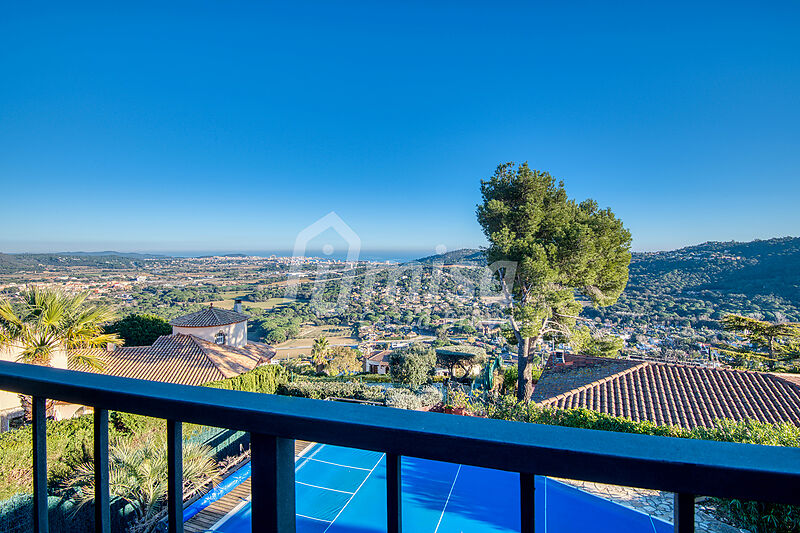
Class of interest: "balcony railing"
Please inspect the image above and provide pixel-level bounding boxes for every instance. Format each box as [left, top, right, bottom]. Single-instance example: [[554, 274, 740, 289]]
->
[[1, 359, 799, 533]]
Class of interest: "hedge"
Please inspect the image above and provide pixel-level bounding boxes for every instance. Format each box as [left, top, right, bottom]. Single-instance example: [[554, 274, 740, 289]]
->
[[277, 380, 442, 409], [0, 494, 136, 533], [277, 381, 387, 403], [483, 396, 800, 532], [204, 364, 286, 394]]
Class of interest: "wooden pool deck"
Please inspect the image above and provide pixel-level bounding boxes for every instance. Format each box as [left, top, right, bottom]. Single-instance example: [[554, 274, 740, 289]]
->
[[185, 440, 314, 533]]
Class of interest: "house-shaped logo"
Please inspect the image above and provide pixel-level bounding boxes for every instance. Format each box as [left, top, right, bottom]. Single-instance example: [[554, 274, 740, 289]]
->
[[285, 212, 361, 315]]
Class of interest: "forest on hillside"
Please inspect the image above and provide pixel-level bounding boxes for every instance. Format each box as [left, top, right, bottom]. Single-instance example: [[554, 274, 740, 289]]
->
[[429, 237, 800, 326], [592, 236, 800, 325], [0, 253, 143, 273]]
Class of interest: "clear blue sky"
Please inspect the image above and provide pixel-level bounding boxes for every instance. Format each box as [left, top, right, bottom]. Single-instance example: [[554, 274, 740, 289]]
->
[[1, 1, 798, 255]]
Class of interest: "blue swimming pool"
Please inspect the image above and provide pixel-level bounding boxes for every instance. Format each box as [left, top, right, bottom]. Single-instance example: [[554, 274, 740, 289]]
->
[[195, 444, 673, 532]]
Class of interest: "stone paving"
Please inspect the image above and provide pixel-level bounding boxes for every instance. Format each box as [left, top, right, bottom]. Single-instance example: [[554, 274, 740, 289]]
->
[[557, 479, 749, 533]]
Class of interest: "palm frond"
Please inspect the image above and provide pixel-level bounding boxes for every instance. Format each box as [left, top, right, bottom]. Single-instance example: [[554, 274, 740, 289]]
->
[[1, 287, 119, 367], [66, 431, 219, 529], [68, 350, 108, 371]]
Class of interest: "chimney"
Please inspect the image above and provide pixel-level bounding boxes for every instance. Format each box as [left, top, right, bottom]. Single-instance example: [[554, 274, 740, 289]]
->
[[106, 343, 116, 353], [233, 298, 243, 313]]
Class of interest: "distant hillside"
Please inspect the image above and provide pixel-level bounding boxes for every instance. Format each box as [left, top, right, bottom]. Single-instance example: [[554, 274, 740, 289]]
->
[[597, 236, 800, 325], [411, 248, 486, 266], [0, 253, 145, 274], [413, 238, 800, 324], [58, 251, 165, 259]]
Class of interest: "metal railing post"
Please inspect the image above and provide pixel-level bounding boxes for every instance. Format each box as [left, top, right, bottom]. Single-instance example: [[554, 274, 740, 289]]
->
[[520, 473, 535, 533], [167, 420, 183, 533], [32, 396, 49, 533], [251, 434, 296, 533], [674, 492, 695, 533], [386, 453, 402, 533], [94, 408, 110, 533]]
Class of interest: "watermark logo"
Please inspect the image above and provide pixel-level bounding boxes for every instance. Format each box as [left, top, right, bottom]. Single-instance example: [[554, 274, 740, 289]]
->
[[285, 212, 361, 315], [284, 212, 518, 328]]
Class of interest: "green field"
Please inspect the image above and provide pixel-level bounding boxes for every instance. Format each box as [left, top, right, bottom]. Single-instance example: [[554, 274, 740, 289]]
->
[[271, 324, 359, 360], [210, 296, 295, 310]]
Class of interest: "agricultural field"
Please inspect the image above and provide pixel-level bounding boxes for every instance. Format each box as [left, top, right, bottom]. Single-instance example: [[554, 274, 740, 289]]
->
[[272, 324, 359, 360], [210, 296, 296, 311]]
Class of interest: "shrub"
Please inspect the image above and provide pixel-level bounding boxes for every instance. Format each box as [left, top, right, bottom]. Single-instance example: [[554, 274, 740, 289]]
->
[[502, 366, 517, 394], [66, 432, 218, 529], [712, 499, 800, 533], [416, 385, 444, 407], [385, 389, 422, 410], [357, 374, 393, 383], [484, 396, 800, 532]]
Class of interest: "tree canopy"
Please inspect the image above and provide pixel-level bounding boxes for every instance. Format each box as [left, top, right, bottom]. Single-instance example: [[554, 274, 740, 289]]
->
[[435, 345, 487, 378], [718, 314, 800, 370], [476, 162, 631, 400], [389, 345, 435, 387], [105, 314, 171, 347], [570, 325, 625, 358], [324, 346, 362, 376]]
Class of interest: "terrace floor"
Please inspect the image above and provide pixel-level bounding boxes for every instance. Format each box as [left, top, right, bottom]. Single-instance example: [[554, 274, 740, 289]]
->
[[559, 479, 745, 533]]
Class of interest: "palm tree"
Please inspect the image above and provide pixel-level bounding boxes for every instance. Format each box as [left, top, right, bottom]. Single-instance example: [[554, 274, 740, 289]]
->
[[311, 336, 330, 373], [0, 287, 120, 370], [67, 433, 219, 533]]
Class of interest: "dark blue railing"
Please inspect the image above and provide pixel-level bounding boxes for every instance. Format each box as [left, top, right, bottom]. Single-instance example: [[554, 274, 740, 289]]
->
[[1, 360, 800, 533]]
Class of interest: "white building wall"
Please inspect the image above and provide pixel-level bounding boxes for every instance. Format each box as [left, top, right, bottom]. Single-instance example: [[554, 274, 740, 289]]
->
[[365, 360, 389, 375], [0, 343, 71, 429], [172, 320, 247, 348], [0, 345, 23, 414]]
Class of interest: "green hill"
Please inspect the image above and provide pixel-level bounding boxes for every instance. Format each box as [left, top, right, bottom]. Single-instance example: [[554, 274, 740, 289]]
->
[[596, 236, 800, 325], [0, 253, 142, 274], [411, 248, 486, 265]]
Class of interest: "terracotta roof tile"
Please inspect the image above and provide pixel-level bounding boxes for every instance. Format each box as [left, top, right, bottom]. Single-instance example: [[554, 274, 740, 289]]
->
[[535, 354, 800, 429], [170, 307, 249, 327], [367, 350, 391, 364], [70, 333, 274, 386]]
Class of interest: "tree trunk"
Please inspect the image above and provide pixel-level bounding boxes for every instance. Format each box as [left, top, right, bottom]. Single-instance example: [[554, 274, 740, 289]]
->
[[768, 336, 775, 370], [516, 338, 534, 401]]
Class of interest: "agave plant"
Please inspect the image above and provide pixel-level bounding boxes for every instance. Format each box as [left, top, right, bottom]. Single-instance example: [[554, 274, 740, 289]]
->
[[66, 432, 219, 532], [0, 287, 120, 370]]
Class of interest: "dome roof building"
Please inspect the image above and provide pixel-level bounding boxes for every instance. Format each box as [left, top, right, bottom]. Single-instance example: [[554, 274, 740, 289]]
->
[[170, 302, 249, 348]]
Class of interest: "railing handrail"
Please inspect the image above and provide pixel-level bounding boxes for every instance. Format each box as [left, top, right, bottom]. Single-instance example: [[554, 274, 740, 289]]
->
[[1, 360, 799, 506]]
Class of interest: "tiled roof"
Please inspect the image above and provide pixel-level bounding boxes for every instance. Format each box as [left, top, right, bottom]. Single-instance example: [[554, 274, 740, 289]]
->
[[531, 355, 644, 402], [70, 334, 275, 386], [367, 350, 391, 364], [534, 354, 800, 429], [170, 307, 249, 327]]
